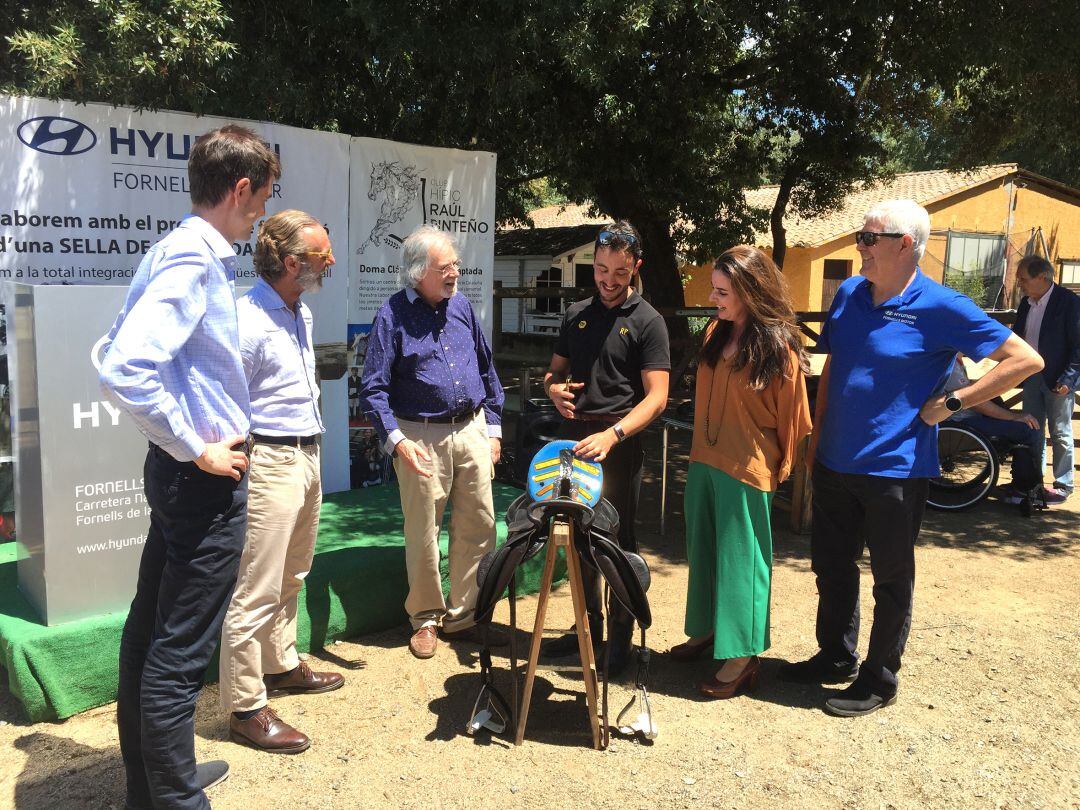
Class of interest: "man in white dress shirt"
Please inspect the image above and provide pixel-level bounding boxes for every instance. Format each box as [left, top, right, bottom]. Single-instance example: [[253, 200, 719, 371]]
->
[[220, 210, 343, 754]]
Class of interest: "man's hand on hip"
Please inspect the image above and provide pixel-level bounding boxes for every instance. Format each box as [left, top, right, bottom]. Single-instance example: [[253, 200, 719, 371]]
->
[[194, 435, 249, 480], [489, 437, 501, 466], [918, 395, 951, 426], [396, 438, 433, 478]]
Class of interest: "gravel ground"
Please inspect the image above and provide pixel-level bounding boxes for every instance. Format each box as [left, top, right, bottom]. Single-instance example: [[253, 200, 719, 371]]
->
[[1, 427, 1078, 809]]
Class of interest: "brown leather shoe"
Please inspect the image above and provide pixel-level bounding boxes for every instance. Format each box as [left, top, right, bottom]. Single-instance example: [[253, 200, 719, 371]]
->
[[697, 656, 760, 700], [264, 661, 344, 697], [409, 625, 438, 659], [668, 635, 714, 663], [229, 706, 310, 754]]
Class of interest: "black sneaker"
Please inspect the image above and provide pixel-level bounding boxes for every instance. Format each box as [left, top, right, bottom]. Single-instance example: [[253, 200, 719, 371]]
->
[[824, 680, 896, 717], [777, 653, 858, 684], [195, 760, 230, 791]]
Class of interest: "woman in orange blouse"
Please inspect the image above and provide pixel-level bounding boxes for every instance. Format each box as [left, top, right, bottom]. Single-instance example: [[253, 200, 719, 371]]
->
[[670, 245, 812, 698]]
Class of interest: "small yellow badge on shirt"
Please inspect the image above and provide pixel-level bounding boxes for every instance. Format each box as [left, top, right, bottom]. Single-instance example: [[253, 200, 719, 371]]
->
[[578, 320, 587, 329], [619, 326, 629, 336]]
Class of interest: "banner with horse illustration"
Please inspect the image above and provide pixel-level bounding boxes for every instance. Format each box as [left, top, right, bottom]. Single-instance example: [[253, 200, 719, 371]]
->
[[347, 137, 497, 335], [344, 138, 496, 485]]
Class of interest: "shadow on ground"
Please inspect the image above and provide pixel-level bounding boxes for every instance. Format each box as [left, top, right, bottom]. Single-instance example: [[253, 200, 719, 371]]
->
[[11, 731, 123, 809]]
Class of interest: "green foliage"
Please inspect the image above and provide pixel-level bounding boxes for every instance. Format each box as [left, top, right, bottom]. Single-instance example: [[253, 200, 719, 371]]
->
[[2, 0, 236, 112], [2, 0, 1072, 323], [943, 270, 988, 309]]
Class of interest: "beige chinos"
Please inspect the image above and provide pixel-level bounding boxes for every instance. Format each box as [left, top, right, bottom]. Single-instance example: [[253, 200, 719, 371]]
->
[[219, 442, 322, 712], [395, 411, 496, 632]]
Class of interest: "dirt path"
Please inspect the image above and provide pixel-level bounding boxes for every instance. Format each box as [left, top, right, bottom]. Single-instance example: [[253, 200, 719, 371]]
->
[[2, 429, 1078, 809]]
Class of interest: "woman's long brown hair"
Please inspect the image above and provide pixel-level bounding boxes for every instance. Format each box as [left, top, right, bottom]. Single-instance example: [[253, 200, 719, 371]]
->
[[700, 245, 809, 389]]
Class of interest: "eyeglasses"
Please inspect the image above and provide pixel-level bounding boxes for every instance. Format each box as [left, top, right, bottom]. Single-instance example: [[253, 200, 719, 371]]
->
[[304, 247, 334, 259], [597, 229, 638, 248], [435, 260, 461, 276], [854, 231, 904, 247]]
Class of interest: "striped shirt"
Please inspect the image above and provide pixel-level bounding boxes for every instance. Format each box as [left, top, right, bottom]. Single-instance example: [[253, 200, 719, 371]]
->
[[99, 215, 250, 462]]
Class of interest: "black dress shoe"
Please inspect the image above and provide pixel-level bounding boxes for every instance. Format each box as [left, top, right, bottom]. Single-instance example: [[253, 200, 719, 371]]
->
[[195, 760, 230, 791], [824, 680, 896, 717], [540, 631, 601, 661], [777, 653, 859, 684]]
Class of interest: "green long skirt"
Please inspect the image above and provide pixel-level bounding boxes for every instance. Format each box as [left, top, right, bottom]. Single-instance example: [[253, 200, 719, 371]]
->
[[683, 462, 774, 660]]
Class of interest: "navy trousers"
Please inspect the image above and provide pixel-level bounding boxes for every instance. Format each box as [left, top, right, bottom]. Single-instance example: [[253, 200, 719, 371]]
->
[[557, 420, 644, 639], [118, 445, 247, 809], [810, 462, 927, 696]]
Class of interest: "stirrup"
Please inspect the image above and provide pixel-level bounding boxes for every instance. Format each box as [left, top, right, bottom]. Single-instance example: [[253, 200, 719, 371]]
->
[[615, 684, 657, 740], [466, 683, 508, 735], [613, 634, 657, 741]]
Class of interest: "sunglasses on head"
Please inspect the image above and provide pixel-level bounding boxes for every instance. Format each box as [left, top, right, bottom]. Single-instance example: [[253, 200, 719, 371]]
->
[[855, 231, 904, 247], [597, 229, 638, 248]]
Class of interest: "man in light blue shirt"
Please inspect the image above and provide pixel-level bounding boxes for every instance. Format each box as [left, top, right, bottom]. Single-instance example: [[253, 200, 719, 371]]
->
[[99, 125, 280, 810], [219, 210, 344, 754]]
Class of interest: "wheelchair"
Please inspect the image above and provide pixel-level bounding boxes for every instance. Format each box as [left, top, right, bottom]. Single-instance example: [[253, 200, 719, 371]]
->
[[928, 422, 1046, 517]]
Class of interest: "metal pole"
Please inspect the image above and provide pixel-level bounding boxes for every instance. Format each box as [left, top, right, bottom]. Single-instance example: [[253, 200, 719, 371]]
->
[[660, 421, 669, 534]]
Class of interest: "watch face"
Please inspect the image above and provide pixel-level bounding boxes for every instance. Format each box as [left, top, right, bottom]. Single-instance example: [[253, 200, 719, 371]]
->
[[945, 395, 963, 412]]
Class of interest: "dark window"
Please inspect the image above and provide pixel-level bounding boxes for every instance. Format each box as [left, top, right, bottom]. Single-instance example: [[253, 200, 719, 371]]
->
[[944, 232, 1006, 307], [535, 266, 562, 314], [575, 263, 593, 288], [821, 259, 852, 311]]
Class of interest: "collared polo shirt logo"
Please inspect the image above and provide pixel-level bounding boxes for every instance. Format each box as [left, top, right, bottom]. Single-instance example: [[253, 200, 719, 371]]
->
[[882, 310, 918, 325], [578, 320, 587, 329], [619, 326, 629, 336], [17, 116, 97, 156]]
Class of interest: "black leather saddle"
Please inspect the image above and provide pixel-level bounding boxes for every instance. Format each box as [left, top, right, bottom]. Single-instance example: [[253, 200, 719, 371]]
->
[[467, 489, 654, 745]]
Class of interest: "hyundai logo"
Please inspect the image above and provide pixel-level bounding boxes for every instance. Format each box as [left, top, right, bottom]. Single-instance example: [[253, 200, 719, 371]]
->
[[17, 116, 97, 156]]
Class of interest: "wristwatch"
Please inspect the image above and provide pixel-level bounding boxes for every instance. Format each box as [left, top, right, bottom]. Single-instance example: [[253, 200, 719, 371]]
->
[[612, 423, 626, 442], [944, 392, 963, 413]]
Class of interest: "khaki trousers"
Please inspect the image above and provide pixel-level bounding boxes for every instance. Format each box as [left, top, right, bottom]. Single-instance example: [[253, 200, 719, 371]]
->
[[220, 442, 322, 713], [395, 412, 496, 632]]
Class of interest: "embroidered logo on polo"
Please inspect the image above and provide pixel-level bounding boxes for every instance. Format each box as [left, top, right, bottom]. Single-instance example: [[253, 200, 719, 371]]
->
[[882, 310, 918, 325], [578, 320, 587, 329], [619, 326, 630, 336]]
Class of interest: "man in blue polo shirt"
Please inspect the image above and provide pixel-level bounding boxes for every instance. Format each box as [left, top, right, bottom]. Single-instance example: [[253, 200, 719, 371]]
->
[[779, 199, 1043, 717]]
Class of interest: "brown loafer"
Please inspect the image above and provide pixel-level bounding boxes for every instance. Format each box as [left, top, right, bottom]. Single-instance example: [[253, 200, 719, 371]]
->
[[409, 625, 438, 659], [697, 656, 760, 700], [264, 661, 344, 697], [230, 706, 310, 754], [668, 635, 714, 662], [440, 624, 509, 646]]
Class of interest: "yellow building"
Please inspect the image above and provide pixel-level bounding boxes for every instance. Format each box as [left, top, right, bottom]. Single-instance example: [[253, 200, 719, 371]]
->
[[682, 164, 1080, 312]]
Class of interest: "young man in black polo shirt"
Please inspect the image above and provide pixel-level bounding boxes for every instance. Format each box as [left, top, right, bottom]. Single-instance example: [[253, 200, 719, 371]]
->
[[541, 221, 670, 674]]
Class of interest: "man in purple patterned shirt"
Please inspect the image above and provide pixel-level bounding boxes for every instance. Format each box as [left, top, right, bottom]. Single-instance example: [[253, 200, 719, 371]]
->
[[359, 225, 506, 659]]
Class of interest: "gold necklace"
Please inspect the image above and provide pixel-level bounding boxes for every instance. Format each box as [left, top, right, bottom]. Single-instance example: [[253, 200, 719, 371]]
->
[[703, 356, 734, 447]]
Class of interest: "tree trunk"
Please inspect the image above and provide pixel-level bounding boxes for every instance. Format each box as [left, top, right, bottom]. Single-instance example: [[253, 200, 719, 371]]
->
[[594, 191, 689, 344], [770, 164, 799, 270]]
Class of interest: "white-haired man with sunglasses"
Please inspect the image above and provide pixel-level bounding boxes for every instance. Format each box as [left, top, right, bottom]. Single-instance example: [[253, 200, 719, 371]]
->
[[780, 199, 1042, 716]]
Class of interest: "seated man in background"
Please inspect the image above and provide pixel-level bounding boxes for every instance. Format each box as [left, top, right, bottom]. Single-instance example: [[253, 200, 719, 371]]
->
[[944, 355, 1043, 501]]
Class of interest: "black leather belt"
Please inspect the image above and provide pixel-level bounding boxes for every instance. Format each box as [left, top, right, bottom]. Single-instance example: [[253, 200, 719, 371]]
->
[[402, 406, 482, 425], [251, 433, 320, 448]]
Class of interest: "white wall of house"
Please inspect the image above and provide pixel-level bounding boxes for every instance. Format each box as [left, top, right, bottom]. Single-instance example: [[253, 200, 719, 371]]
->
[[494, 241, 595, 334], [494, 256, 552, 332]]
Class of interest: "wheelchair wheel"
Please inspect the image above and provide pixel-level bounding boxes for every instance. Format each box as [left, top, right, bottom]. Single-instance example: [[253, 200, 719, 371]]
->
[[927, 424, 999, 511]]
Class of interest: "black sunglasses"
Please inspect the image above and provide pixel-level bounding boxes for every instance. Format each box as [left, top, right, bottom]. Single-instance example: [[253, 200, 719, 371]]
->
[[597, 229, 638, 247], [855, 231, 905, 247]]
